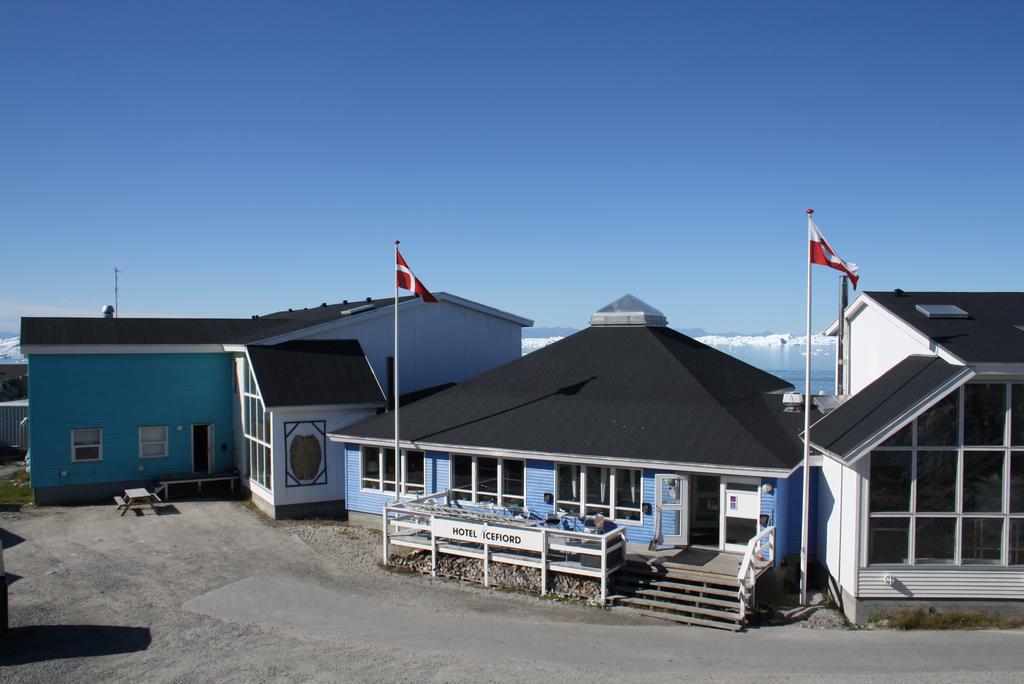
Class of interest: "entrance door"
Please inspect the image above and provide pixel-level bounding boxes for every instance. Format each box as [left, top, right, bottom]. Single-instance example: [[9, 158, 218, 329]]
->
[[723, 477, 761, 552], [654, 473, 687, 547], [192, 424, 213, 473], [689, 475, 722, 547]]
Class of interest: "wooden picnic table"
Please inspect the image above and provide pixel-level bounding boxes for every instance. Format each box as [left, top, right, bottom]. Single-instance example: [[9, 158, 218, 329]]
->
[[115, 488, 162, 515]]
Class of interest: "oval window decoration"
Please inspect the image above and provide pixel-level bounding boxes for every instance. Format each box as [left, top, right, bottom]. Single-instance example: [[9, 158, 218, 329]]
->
[[284, 421, 327, 486], [290, 434, 322, 481]]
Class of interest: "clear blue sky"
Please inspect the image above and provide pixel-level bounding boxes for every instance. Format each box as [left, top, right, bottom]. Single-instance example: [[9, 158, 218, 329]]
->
[[2, 1, 1022, 334]]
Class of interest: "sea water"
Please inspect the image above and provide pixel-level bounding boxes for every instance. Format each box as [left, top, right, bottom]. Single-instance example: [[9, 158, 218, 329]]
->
[[710, 343, 836, 396]]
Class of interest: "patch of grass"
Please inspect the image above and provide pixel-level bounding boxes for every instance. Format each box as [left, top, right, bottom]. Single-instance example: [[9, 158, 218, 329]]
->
[[886, 608, 1024, 631], [0, 470, 32, 504]]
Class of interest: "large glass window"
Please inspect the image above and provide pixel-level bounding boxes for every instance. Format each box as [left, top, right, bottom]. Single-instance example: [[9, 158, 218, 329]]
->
[[868, 518, 909, 565], [916, 451, 956, 512], [869, 451, 911, 512], [361, 447, 424, 495], [914, 518, 956, 564], [867, 382, 1024, 567], [449, 455, 525, 507], [555, 463, 643, 524], [242, 359, 272, 491], [917, 392, 959, 446], [962, 451, 1003, 513], [964, 384, 1006, 446]]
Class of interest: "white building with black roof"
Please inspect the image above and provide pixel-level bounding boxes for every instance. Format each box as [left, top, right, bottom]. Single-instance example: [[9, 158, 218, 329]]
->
[[811, 291, 1024, 622]]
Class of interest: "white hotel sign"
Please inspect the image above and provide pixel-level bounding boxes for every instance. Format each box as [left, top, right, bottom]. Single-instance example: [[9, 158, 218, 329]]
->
[[432, 518, 544, 552]]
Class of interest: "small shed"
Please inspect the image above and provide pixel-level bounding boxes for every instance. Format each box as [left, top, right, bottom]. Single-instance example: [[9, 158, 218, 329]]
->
[[0, 400, 28, 450]]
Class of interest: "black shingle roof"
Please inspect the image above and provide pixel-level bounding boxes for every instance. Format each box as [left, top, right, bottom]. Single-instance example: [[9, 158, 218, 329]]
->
[[20, 317, 283, 346], [332, 326, 805, 470], [867, 291, 1024, 363], [247, 340, 384, 407], [809, 355, 971, 462], [19, 296, 418, 347]]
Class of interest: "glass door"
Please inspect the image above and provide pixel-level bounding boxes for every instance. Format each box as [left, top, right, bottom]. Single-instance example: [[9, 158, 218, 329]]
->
[[655, 473, 688, 547]]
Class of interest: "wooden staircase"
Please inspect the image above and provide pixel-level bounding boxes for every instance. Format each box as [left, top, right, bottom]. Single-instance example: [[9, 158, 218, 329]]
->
[[612, 558, 747, 631]]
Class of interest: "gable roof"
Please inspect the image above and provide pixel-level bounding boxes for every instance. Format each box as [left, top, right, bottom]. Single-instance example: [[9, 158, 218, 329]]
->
[[247, 340, 385, 408], [20, 292, 531, 348], [808, 355, 974, 463], [332, 325, 805, 471], [864, 291, 1024, 364]]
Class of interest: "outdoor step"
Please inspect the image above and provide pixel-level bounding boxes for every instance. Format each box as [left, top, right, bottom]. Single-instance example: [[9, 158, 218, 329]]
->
[[618, 569, 740, 592], [615, 575, 742, 598], [622, 587, 743, 611], [617, 599, 743, 631]]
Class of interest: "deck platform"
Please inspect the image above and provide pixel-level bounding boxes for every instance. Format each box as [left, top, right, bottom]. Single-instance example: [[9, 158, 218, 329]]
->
[[625, 545, 743, 579]]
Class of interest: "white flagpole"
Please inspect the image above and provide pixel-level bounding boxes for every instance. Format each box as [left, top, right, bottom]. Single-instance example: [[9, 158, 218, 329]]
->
[[800, 209, 814, 605], [394, 240, 401, 503]]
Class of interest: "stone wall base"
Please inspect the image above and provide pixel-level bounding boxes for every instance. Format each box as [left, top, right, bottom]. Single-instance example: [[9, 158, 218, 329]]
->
[[842, 593, 1024, 624]]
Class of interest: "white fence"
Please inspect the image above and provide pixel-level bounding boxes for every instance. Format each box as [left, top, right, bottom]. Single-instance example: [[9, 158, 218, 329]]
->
[[383, 491, 628, 604]]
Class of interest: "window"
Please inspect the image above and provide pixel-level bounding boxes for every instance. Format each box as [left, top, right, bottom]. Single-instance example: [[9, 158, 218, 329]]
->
[[449, 455, 524, 507], [555, 463, 643, 524], [867, 383, 1024, 567], [71, 428, 102, 462], [138, 425, 168, 459], [242, 358, 272, 490], [360, 446, 425, 495]]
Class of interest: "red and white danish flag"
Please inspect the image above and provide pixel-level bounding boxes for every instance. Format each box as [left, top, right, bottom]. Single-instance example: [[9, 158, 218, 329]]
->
[[808, 215, 859, 288], [396, 247, 438, 303]]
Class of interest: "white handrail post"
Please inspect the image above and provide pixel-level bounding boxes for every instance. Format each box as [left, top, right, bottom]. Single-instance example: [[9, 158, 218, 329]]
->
[[540, 529, 548, 596], [431, 520, 437, 577], [483, 522, 490, 588], [382, 507, 390, 567], [600, 533, 607, 605]]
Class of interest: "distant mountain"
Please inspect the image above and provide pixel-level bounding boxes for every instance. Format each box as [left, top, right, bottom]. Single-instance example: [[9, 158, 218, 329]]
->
[[522, 327, 578, 338]]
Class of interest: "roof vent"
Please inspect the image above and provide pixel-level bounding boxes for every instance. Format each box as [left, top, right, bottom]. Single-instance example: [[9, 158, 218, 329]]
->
[[782, 391, 804, 412], [366, 296, 372, 302], [589, 294, 667, 327], [342, 300, 348, 304], [101, 305, 115, 319], [916, 304, 969, 319], [321, 302, 327, 308]]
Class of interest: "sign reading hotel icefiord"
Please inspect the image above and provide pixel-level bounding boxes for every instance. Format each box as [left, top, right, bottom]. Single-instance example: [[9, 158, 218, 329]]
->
[[432, 519, 544, 552]]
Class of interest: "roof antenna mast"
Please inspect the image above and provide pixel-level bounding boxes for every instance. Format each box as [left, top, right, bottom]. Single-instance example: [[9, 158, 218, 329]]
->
[[114, 267, 122, 318]]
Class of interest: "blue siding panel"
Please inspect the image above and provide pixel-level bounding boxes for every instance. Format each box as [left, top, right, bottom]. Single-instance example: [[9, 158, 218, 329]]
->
[[345, 444, 451, 515], [28, 353, 234, 489], [783, 466, 819, 558]]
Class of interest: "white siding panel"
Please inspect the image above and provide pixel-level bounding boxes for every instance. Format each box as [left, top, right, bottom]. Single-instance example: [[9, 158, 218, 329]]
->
[[858, 568, 1024, 599], [848, 305, 934, 394], [303, 301, 521, 396]]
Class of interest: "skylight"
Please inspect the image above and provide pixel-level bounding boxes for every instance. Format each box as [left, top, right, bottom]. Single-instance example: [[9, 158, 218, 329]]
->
[[915, 304, 969, 319]]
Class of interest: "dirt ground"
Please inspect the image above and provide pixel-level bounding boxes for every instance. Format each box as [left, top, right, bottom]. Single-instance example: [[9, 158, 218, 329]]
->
[[1, 501, 1023, 682]]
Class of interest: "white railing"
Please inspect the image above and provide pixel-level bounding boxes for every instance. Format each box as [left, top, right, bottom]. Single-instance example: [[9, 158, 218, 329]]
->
[[736, 525, 775, 607], [382, 490, 628, 604]]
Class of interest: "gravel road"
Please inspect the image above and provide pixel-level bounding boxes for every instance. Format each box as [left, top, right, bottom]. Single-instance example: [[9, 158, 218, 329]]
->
[[1, 501, 1022, 682]]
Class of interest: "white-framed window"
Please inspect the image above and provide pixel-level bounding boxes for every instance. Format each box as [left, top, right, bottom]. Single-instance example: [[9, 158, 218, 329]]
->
[[71, 428, 103, 463], [556, 463, 643, 524], [450, 454, 525, 507], [867, 382, 1024, 567], [361, 446, 426, 495], [241, 358, 273, 491], [138, 425, 169, 459]]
